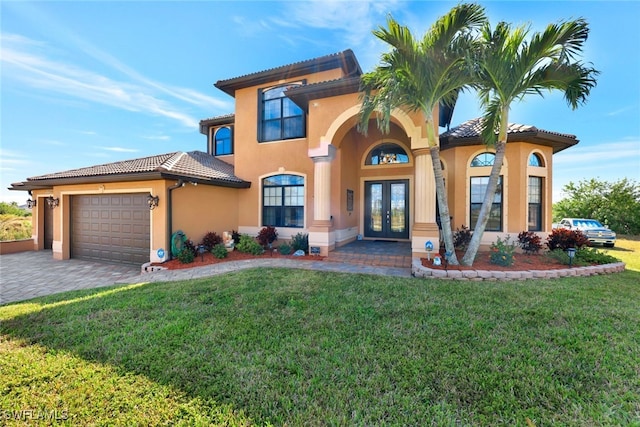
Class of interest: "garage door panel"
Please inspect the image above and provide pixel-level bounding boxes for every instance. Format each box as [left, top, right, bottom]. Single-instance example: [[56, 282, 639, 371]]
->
[[71, 194, 150, 265]]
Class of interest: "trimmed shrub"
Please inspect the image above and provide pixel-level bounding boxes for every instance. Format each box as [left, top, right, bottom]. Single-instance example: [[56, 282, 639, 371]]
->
[[576, 247, 620, 265], [176, 248, 194, 264], [211, 243, 228, 259], [236, 234, 264, 255], [278, 243, 292, 255], [517, 231, 543, 255], [290, 232, 309, 253], [546, 228, 590, 251], [201, 231, 222, 251]]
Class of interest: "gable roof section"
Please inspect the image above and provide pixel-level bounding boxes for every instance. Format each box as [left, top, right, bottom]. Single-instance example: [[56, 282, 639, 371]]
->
[[440, 118, 578, 154], [9, 151, 250, 191], [215, 49, 362, 97]]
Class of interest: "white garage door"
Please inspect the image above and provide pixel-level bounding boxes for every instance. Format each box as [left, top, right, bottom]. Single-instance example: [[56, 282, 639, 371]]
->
[[71, 194, 150, 265]]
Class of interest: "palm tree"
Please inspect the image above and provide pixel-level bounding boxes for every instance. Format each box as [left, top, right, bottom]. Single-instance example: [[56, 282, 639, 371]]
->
[[460, 19, 599, 265], [358, 3, 486, 265]]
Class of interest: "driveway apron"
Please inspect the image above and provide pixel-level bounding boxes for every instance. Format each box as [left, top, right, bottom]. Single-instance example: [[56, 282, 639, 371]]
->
[[0, 251, 140, 305]]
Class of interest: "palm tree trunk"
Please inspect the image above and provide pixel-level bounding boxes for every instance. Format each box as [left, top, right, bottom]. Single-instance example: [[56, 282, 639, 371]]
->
[[461, 138, 508, 265], [430, 146, 459, 265], [424, 116, 459, 265]]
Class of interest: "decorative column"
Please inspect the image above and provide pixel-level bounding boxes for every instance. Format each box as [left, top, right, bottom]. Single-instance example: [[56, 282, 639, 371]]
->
[[308, 144, 336, 256], [411, 148, 440, 257]]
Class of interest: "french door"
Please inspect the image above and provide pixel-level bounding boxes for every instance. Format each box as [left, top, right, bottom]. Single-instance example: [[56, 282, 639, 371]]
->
[[364, 180, 409, 239]]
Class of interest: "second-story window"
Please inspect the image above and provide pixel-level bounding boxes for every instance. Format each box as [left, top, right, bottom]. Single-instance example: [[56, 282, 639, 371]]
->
[[259, 83, 305, 142], [214, 127, 232, 155]]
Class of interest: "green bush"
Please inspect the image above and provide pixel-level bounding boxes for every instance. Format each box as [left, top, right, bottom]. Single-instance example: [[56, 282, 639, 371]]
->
[[211, 244, 228, 259], [176, 248, 194, 264], [489, 235, 516, 267], [0, 202, 31, 217], [290, 232, 309, 253], [576, 247, 620, 265], [236, 234, 264, 255], [278, 243, 292, 255]]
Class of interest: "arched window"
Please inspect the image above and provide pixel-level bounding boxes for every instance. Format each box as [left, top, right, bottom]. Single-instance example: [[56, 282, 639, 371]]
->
[[214, 127, 232, 155], [528, 153, 544, 167], [365, 143, 409, 165], [259, 83, 305, 142], [262, 174, 304, 228], [471, 152, 495, 167]]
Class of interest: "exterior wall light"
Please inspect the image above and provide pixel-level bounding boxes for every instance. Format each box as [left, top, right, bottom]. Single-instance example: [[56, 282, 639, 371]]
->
[[147, 194, 159, 210], [46, 196, 59, 209], [26, 198, 37, 209]]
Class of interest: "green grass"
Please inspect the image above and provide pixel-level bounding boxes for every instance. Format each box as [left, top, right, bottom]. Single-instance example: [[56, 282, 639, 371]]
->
[[1, 239, 639, 425]]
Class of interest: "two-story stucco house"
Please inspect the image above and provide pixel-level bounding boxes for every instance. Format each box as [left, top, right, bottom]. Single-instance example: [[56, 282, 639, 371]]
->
[[9, 49, 578, 266]]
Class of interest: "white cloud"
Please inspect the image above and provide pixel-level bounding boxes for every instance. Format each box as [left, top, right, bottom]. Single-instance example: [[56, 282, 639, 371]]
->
[[142, 135, 171, 141], [97, 146, 140, 153], [271, 0, 399, 67], [606, 105, 636, 116], [553, 140, 640, 165], [1, 32, 230, 129]]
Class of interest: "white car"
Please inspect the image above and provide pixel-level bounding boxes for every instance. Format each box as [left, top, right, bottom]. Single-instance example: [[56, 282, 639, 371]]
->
[[554, 218, 616, 247]]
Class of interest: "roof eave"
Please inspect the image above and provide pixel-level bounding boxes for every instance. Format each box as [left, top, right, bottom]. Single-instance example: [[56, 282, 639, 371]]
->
[[215, 49, 361, 97], [9, 171, 251, 191], [285, 76, 361, 112], [440, 131, 578, 154], [199, 114, 235, 135], [159, 173, 251, 189]]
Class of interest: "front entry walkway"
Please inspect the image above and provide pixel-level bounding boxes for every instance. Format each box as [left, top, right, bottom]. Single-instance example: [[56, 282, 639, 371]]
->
[[327, 240, 412, 268]]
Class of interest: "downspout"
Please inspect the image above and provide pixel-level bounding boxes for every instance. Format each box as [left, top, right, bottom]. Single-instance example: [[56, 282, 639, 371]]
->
[[166, 179, 185, 260]]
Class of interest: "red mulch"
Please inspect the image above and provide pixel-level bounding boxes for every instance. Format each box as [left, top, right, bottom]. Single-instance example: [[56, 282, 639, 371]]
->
[[154, 250, 324, 270], [422, 250, 567, 271]]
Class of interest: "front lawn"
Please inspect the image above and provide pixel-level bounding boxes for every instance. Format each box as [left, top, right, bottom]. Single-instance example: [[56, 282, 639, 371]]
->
[[1, 240, 639, 425]]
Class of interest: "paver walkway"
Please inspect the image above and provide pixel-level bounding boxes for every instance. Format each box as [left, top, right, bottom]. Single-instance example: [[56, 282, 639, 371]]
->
[[1, 242, 412, 305]]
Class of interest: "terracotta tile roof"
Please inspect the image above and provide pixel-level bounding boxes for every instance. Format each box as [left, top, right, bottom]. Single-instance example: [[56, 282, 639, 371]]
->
[[160, 151, 242, 183], [199, 113, 235, 124], [25, 151, 247, 185], [215, 49, 361, 97], [440, 117, 576, 140]]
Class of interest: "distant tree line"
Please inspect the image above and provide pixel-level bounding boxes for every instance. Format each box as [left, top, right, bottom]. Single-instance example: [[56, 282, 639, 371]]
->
[[553, 178, 640, 235], [0, 201, 32, 217]]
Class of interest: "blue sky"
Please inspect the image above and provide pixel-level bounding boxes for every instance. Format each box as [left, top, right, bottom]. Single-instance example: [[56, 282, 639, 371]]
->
[[2, 1, 639, 205]]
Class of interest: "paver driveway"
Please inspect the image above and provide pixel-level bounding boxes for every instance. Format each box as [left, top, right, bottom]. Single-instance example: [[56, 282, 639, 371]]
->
[[0, 251, 140, 305]]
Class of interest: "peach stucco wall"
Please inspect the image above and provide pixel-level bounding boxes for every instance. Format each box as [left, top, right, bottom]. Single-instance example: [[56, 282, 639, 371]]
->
[[440, 141, 554, 237], [170, 183, 240, 244]]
